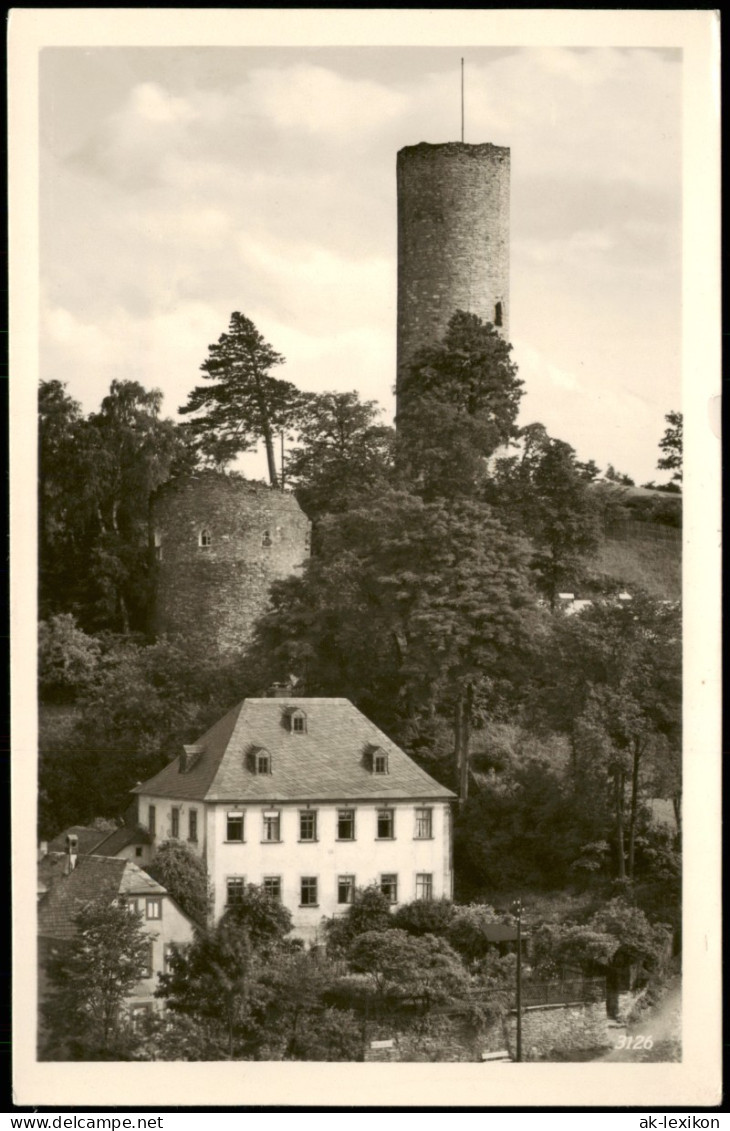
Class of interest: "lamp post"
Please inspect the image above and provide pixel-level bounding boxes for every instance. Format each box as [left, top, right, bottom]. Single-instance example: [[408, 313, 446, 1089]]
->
[[512, 898, 523, 1062]]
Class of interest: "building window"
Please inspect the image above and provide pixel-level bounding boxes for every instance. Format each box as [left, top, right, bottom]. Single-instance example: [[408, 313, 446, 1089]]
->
[[188, 809, 198, 843], [290, 709, 307, 734], [338, 875, 356, 905], [199, 529, 212, 549], [373, 751, 388, 775], [377, 809, 395, 839], [262, 529, 272, 547], [299, 811, 317, 841], [262, 811, 281, 842], [495, 301, 503, 327], [135, 846, 143, 858], [415, 873, 433, 901], [263, 876, 282, 902], [227, 876, 245, 906], [148, 805, 156, 837], [140, 940, 154, 979], [131, 1003, 152, 1032], [146, 898, 162, 920], [171, 807, 180, 839], [415, 808, 433, 839], [380, 874, 398, 904], [226, 812, 244, 842], [300, 877, 318, 907], [125, 897, 141, 916], [256, 751, 271, 775], [337, 809, 355, 840], [163, 944, 177, 974]]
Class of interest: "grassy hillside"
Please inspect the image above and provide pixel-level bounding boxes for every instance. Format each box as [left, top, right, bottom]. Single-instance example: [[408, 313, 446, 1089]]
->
[[589, 524, 681, 602]]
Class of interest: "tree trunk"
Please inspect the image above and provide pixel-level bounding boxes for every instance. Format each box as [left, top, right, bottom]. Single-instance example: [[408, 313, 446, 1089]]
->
[[456, 684, 474, 807], [614, 767, 626, 881], [626, 739, 642, 880], [262, 425, 279, 488], [119, 593, 130, 636], [454, 700, 463, 807]]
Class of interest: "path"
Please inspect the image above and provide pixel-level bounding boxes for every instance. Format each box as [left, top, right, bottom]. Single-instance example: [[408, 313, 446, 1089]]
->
[[601, 975, 681, 1062]]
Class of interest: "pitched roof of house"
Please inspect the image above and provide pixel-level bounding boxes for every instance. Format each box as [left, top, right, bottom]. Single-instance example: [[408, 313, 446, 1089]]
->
[[92, 826, 153, 855], [37, 854, 167, 940], [46, 825, 109, 856], [134, 697, 456, 804], [46, 824, 152, 858]]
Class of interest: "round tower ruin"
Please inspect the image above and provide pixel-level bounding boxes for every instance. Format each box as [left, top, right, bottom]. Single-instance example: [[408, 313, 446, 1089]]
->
[[151, 473, 311, 654], [396, 141, 510, 409]]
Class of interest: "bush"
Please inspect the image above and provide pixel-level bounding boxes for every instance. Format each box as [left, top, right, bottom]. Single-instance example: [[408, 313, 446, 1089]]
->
[[392, 899, 455, 937]]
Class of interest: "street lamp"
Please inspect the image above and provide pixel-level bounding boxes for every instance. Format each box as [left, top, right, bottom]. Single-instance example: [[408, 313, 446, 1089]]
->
[[511, 898, 523, 1062]]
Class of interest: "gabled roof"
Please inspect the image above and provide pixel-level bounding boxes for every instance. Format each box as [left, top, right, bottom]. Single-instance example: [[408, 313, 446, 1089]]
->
[[46, 824, 152, 859], [134, 697, 456, 804], [92, 826, 153, 856], [46, 825, 109, 856], [37, 854, 167, 940]]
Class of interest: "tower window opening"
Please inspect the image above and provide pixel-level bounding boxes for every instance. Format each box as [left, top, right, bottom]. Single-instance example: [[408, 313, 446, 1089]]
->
[[495, 301, 503, 328], [199, 529, 212, 549], [262, 530, 272, 548]]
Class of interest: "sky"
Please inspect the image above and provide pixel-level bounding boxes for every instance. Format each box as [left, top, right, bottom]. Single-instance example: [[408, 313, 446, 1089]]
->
[[39, 45, 682, 485]]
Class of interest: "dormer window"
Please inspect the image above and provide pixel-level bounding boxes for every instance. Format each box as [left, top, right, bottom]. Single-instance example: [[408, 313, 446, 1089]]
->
[[256, 751, 271, 775], [180, 745, 204, 774], [199, 529, 212, 549], [372, 748, 389, 775], [290, 709, 307, 735]]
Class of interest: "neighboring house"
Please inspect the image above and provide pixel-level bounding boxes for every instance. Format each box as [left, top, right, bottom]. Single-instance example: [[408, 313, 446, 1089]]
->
[[37, 845, 196, 1030], [134, 696, 456, 941], [46, 824, 154, 867]]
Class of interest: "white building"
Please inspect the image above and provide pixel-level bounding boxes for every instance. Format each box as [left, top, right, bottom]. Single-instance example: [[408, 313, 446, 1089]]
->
[[134, 697, 456, 941]]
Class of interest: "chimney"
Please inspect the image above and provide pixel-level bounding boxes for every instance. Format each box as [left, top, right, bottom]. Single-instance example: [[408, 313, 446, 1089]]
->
[[64, 833, 79, 874]]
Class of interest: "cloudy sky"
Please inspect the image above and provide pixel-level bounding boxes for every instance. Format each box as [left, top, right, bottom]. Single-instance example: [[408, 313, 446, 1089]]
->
[[40, 45, 682, 484]]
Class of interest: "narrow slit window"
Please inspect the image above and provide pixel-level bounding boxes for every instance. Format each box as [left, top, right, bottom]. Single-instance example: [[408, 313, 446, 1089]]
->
[[199, 529, 212, 549], [495, 301, 503, 327]]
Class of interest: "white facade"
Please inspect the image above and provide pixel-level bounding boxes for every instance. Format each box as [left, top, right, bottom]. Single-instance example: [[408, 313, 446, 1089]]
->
[[134, 696, 456, 943], [135, 793, 453, 940]]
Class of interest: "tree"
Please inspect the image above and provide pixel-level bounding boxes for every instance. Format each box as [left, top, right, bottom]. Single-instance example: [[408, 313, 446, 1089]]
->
[[179, 312, 299, 484], [147, 840, 211, 928], [38, 378, 193, 632], [348, 929, 469, 1011], [392, 899, 455, 938], [284, 390, 394, 522], [397, 310, 523, 500], [657, 411, 683, 483], [530, 595, 681, 882], [156, 915, 256, 1059], [39, 636, 254, 834], [41, 898, 151, 1060], [487, 424, 602, 608], [156, 885, 293, 1058], [324, 885, 394, 953], [38, 381, 87, 620], [38, 614, 101, 702], [253, 490, 539, 800]]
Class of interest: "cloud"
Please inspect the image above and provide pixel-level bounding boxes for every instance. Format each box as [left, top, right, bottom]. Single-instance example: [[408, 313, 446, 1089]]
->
[[40, 47, 682, 484]]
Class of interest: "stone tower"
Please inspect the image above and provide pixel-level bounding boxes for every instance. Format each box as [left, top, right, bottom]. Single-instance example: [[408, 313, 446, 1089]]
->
[[396, 141, 510, 409], [151, 473, 310, 654]]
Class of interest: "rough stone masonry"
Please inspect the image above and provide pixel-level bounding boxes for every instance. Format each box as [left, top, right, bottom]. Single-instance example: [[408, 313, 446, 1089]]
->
[[396, 140, 510, 412]]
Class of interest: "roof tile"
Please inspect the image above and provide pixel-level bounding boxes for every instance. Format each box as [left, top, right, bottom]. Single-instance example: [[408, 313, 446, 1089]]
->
[[135, 698, 455, 803]]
